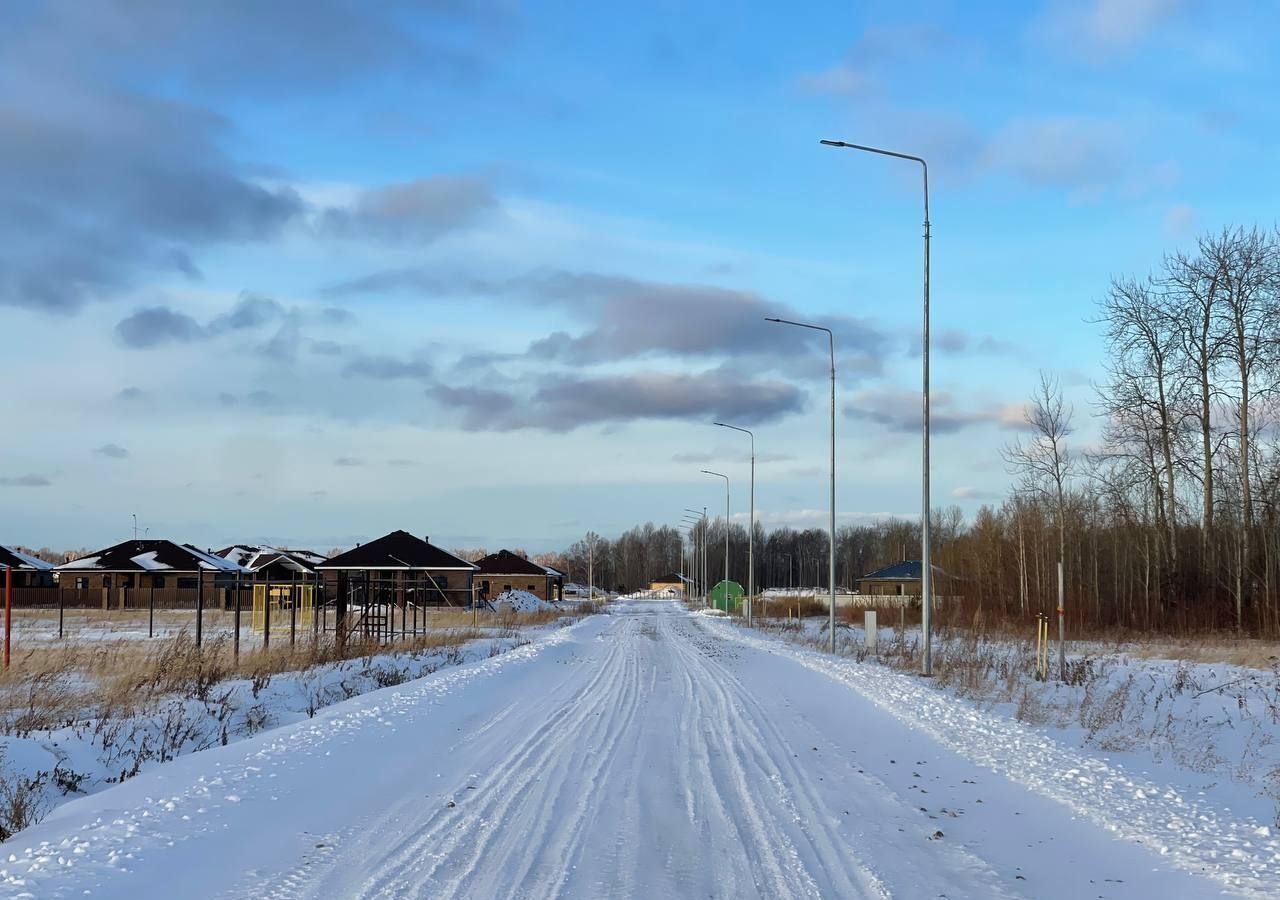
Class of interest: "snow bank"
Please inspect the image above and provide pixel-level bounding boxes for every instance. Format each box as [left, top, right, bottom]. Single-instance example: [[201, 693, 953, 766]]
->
[[493, 590, 554, 613], [709, 618, 1280, 896]]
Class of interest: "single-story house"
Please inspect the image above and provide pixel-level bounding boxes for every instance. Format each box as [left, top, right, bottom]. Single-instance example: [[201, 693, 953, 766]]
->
[[217, 545, 327, 583], [474, 550, 564, 602], [0, 546, 55, 587], [856, 560, 954, 597], [648, 572, 691, 594], [54, 539, 248, 609], [317, 531, 478, 637]]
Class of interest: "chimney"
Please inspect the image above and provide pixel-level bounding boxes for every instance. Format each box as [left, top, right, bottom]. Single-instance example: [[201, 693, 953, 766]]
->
[[423, 535, 430, 545]]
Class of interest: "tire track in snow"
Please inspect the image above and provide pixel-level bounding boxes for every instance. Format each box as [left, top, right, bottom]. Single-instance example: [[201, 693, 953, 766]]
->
[[703, 616, 1280, 898], [300, 618, 646, 898]]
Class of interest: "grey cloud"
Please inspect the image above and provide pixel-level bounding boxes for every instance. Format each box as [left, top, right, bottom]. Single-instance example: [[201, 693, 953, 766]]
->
[[115, 293, 298, 350], [0, 1, 511, 314], [386, 458, 419, 468], [846, 389, 1031, 434], [3, 3, 504, 98], [0, 474, 51, 487], [93, 443, 129, 459], [320, 175, 498, 243], [116, 307, 204, 348], [333, 457, 364, 467], [0, 87, 303, 313], [208, 294, 283, 333], [429, 385, 518, 430], [117, 386, 145, 401], [433, 371, 806, 432], [218, 392, 239, 407], [327, 267, 887, 377], [343, 354, 435, 380]]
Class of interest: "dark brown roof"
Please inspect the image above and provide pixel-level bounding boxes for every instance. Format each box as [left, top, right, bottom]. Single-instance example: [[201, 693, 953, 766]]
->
[[54, 540, 245, 573], [474, 550, 548, 577], [0, 546, 54, 571], [317, 530, 476, 571]]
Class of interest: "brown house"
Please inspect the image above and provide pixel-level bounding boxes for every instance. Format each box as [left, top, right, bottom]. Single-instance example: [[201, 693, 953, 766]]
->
[[317, 531, 478, 641], [474, 550, 564, 603], [53, 539, 248, 609], [856, 560, 955, 597]]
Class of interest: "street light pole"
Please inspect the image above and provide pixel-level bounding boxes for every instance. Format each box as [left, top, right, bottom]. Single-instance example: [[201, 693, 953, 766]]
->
[[701, 470, 730, 610], [820, 138, 932, 675], [766, 317, 837, 652], [714, 422, 755, 626], [684, 508, 707, 604]]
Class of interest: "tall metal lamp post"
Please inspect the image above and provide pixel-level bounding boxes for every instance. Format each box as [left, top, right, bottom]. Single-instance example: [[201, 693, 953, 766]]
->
[[765, 317, 836, 652], [701, 470, 730, 611], [820, 138, 932, 675], [714, 422, 755, 626], [684, 508, 707, 604]]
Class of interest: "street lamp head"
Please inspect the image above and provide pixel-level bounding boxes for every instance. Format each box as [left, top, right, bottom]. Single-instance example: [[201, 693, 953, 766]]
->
[[819, 139, 845, 147], [764, 316, 782, 323]]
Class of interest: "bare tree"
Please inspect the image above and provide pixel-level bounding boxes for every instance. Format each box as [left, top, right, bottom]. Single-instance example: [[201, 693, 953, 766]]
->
[[1004, 372, 1075, 677]]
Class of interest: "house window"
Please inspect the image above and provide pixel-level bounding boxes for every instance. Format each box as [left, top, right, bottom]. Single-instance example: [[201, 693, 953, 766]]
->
[[75, 577, 88, 590], [434, 576, 449, 590], [527, 584, 536, 592], [122, 575, 134, 589], [103, 575, 112, 589], [502, 584, 511, 591], [152, 576, 166, 589], [177, 577, 197, 590]]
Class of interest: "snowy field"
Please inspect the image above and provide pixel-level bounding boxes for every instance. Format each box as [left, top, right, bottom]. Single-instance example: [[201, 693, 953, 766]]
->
[[759, 614, 1280, 834], [2, 596, 1277, 898], [0, 607, 592, 846]]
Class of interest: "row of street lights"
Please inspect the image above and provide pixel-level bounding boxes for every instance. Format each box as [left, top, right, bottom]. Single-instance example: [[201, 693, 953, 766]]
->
[[678, 138, 934, 676]]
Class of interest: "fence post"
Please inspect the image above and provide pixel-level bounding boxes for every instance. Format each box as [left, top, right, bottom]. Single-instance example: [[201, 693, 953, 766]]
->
[[148, 582, 155, 638], [195, 570, 204, 649], [233, 569, 242, 662], [290, 568, 297, 648], [263, 574, 271, 651], [4, 565, 11, 670]]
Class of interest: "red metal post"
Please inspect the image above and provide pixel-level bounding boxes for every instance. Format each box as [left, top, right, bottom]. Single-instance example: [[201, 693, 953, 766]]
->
[[5, 564, 12, 669]]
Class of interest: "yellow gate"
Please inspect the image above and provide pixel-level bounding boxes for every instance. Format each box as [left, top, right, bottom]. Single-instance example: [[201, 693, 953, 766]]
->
[[251, 584, 315, 633]]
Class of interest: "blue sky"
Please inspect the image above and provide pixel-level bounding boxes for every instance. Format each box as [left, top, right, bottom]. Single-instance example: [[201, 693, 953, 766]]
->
[[2, 0, 1275, 553]]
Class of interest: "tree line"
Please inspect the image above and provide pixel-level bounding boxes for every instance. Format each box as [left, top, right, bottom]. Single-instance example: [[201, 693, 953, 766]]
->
[[545, 226, 1280, 636]]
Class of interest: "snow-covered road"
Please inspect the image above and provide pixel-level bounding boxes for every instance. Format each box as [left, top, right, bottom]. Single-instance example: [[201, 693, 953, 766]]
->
[[2, 599, 1259, 898]]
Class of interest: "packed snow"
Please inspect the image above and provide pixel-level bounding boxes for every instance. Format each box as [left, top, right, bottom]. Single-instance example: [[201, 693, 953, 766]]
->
[[491, 589, 554, 613], [1, 597, 1270, 898]]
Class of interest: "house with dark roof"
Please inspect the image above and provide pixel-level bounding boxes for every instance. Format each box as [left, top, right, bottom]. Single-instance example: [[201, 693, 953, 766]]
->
[[856, 560, 954, 598], [0, 546, 55, 587], [54, 539, 248, 609], [317, 531, 478, 639], [474, 550, 564, 603], [216, 545, 327, 583]]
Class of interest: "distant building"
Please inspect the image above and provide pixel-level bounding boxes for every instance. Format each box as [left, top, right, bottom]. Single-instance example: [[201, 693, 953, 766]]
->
[[648, 572, 690, 594], [0, 546, 55, 587], [216, 545, 327, 583], [856, 560, 954, 598], [317, 531, 478, 638], [474, 550, 564, 602], [53, 539, 247, 608]]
